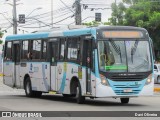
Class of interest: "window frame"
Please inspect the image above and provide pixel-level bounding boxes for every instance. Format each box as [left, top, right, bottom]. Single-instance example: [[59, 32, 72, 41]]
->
[[66, 37, 81, 63], [41, 39, 48, 61], [59, 38, 66, 61], [21, 40, 29, 60], [4, 41, 13, 61]]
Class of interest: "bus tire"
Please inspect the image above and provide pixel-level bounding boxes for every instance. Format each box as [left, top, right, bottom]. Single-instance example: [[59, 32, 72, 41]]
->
[[76, 82, 85, 104], [24, 77, 34, 97], [120, 98, 129, 104]]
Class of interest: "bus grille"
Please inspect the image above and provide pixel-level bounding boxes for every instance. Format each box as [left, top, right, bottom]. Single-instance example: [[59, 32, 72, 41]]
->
[[109, 75, 145, 81], [114, 90, 140, 95]]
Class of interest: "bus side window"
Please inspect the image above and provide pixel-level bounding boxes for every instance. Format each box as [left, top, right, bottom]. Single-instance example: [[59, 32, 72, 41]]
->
[[60, 39, 65, 60], [4, 41, 12, 61], [32, 40, 41, 60], [21, 40, 28, 60], [67, 37, 79, 61], [42, 40, 47, 61]]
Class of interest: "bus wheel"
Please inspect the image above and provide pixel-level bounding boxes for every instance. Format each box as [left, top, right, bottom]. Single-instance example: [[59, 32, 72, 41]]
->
[[120, 98, 129, 104], [24, 77, 34, 97], [76, 83, 85, 104]]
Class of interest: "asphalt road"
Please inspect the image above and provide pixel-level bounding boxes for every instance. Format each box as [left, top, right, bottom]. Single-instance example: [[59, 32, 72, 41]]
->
[[0, 77, 160, 119]]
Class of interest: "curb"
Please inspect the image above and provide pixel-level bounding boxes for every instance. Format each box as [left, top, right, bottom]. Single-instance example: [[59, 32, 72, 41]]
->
[[154, 88, 160, 92]]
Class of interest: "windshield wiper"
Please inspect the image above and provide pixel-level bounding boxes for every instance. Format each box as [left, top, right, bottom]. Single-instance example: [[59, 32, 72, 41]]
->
[[131, 40, 139, 63], [109, 39, 122, 63]]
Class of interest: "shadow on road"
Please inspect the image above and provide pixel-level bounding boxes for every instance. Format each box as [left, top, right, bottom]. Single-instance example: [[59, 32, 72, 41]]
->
[[16, 94, 146, 107]]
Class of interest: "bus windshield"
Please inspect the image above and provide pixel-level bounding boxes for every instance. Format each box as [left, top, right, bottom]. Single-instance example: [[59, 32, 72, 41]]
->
[[98, 39, 152, 72]]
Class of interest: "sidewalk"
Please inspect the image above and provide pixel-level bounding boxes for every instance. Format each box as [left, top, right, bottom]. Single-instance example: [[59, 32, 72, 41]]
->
[[154, 84, 160, 92], [0, 77, 24, 95]]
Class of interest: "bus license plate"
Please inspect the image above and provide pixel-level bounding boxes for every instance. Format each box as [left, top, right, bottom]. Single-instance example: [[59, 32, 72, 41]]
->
[[124, 89, 132, 93]]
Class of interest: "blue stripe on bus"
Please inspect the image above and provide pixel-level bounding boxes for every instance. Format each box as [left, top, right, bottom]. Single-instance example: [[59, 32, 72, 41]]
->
[[5, 32, 49, 41], [58, 72, 66, 93], [95, 50, 100, 79], [63, 28, 91, 36], [57, 62, 97, 77]]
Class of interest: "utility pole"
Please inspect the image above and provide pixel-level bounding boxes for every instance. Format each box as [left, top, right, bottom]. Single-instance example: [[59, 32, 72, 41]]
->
[[74, 0, 82, 25], [13, 0, 17, 34], [51, 0, 53, 28]]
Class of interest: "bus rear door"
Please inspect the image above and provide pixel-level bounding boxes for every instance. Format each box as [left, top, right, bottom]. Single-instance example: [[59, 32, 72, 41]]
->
[[3, 41, 14, 87], [49, 40, 58, 91], [13, 41, 20, 88], [83, 39, 92, 95]]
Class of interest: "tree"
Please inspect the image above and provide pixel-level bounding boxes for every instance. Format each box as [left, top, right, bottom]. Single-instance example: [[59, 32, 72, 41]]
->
[[82, 21, 110, 27], [0, 31, 3, 44], [109, 2, 126, 25]]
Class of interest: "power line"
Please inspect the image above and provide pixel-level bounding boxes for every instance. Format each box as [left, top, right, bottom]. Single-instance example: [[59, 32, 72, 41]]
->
[[59, 0, 75, 13]]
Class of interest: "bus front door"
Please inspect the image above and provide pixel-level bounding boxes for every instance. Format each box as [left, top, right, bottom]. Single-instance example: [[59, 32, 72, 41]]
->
[[83, 40, 92, 95], [50, 41, 58, 91], [13, 42, 20, 88]]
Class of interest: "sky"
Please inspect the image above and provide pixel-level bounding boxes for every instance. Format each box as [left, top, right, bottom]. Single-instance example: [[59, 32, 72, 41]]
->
[[0, 0, 122, 39]]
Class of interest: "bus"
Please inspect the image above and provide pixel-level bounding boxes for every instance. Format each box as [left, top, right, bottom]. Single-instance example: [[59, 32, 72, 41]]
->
[[3, 26, 154, 104]]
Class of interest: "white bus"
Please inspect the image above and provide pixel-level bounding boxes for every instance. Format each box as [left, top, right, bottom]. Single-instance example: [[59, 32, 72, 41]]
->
[[3, 26, 154, 104]]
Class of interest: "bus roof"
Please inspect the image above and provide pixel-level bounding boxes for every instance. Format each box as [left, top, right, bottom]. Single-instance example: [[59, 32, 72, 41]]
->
[[5, 28, 93, 41], [5, 26, 147, 41], [5, 32, 49, 41]]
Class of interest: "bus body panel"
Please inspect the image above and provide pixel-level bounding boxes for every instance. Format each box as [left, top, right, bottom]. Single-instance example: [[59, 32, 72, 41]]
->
[[19, 62, 50, 92], [3, 62, 14, 87], [139, 80, 154, 96], [50, 66, 57, 91]]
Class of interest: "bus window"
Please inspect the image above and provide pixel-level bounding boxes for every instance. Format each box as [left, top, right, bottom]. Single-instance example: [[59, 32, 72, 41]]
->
[[42, 41, 47, 60], [60, 39, 65, 60], [21, 41, 28, 60], [67, 38, 79, 60], [32, 40, 41, 60], [5, 42, 12, 61]]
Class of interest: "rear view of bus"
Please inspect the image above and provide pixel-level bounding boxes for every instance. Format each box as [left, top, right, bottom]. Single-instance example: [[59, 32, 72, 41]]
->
[[96, 26, 153, 103]]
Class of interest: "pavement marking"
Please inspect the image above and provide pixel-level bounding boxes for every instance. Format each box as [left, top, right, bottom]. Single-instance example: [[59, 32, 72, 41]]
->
[[49, 91, 56, 94], [0, 74, 3, 77]]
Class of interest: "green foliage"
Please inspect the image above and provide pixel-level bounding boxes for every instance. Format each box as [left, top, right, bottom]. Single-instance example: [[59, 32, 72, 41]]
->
[[82, 21, 101, 26], [0, 31, 4, 44], [82, 20, 111, 27], [109, 2, 126, 25]]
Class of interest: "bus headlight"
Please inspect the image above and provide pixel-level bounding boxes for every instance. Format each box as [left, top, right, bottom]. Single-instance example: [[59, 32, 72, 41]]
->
[[145, 74, 152, 85], [100, 74, 109, 86]]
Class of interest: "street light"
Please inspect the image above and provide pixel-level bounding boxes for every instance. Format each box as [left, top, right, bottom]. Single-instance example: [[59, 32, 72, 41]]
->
[[26, 7, 42, 17], [51, 0, 53, 28]]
